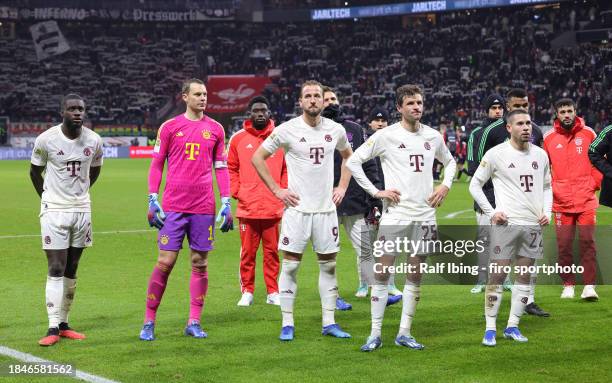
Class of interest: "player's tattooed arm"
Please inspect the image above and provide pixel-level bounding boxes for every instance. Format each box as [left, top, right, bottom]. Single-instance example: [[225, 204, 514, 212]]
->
[[90, 166, 101, 187], [29, 164, 45, 198]]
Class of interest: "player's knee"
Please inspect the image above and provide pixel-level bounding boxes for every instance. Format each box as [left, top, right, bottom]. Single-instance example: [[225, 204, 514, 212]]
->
[[318, 259, 336, 274], [191, 258, 207, 271], [48, 262, 65, 277], [515, 274, 531, 285], [63, 263, 79, 279]]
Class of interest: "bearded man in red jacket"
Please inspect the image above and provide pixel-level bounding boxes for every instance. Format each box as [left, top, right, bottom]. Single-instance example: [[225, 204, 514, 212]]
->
[[543, 98, 602, 301], [228, 96, 287, 306]]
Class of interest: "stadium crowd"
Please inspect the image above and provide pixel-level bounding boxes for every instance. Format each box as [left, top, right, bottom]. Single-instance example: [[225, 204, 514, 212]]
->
[[0, 0, 609, 133]]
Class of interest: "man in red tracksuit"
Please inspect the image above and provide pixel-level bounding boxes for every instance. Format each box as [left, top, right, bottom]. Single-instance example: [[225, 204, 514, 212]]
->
[[543, 98, 602, 301], [228, 96, 287, 306]]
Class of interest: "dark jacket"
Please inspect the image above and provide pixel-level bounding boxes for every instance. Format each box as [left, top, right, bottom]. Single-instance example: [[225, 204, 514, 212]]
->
[[467, 117, 544, 213], [333, 119, 382, 216], [589, 124, 612, 207]]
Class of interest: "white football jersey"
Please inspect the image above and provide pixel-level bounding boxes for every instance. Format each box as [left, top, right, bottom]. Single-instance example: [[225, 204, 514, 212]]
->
[[261, 116, 350, 213], [469, 141, 552, 225], [31, 124, 103, 212], [348, 122, 456, 221]]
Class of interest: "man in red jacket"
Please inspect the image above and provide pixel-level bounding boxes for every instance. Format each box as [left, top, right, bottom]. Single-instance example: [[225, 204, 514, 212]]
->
[[228, 96, 287, 306], [543, 98, 602, 301]]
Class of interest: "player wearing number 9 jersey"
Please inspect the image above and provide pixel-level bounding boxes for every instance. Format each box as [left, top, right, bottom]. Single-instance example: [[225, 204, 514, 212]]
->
[[469, 109, 552, 347], [252, 80, 354, 342], [139, 78, 232, 341]]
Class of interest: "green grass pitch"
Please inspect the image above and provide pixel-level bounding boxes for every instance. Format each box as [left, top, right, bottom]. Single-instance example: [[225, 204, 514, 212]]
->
[[0, 159, 610, 383]]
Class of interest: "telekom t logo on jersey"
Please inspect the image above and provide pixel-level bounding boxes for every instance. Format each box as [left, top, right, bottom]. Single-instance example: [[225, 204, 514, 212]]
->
[[66, 161, 81, 177], [310, 147, 324, 164], [185, 143, 201, 160], [520, 174, 534, 192], [409, 154, 425, 172]]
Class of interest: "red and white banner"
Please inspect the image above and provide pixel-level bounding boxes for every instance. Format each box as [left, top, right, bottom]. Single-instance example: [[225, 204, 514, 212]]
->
[[129, 146, 154, 158], [9, 122, 54, 136], [206, 75, 270, 114]]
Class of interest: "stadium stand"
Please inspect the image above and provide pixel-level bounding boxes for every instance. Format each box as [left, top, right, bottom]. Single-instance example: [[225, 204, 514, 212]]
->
[[0, 0, 609, 139]]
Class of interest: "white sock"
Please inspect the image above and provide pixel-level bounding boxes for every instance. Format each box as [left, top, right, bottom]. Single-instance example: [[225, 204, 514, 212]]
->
[[46, 276, 63, 329], [527, 273, 536, 304], [59, 277, 77, 324], [318, 260, 338, 327], [370, 284, 388, 338], [485, 285, 502, 331], [508, 284, 531, 328], [398, 284, 420, 337], [279, 259, 300, 327]]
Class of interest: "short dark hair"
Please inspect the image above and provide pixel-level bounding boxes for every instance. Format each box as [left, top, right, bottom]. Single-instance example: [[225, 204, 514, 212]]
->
[[248, 95, 270, 110], [554, 98, 575, 111], [396, 84, 423, 106], [182, 78, 205, 94], [300, 80, 324, 98], [506, 88, 527, 100], [322, 85, 336, 95], [61, 93, 84, 110], [506, 108, 530, 123]]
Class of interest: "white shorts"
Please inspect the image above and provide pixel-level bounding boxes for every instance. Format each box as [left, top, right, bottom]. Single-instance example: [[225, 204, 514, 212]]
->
[[489, 225, 543, 260], [279, 209, 339, 254], [374, 217, 437, 257], [40, 211, 93, 250]]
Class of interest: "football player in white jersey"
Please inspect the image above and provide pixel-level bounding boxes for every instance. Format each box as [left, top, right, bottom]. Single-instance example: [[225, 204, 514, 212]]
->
[[30, 94, 103, 346], [252, 80, 354, 341], [347, 84, 457, 351], [469, 109, 552, 346]]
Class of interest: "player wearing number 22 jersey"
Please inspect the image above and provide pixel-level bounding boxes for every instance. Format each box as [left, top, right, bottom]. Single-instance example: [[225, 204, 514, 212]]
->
[[469, 109, 552, 347], [140, 79, 232, 341]]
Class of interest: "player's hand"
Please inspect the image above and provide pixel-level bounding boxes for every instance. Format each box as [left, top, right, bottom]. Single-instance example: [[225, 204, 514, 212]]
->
[[491, 212, 508, 225], [427, 184, 449, 208], [374, 189, 401, 204], [332, 186, 347, 206], [538, 215, 550, 226], [215, 197, 234, 232], [274, 189, 300, 207], [148, 193, 166, 230]]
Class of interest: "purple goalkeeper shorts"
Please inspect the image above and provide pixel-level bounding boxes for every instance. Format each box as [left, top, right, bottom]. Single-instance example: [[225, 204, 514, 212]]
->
[[158, 212, 215, 252]]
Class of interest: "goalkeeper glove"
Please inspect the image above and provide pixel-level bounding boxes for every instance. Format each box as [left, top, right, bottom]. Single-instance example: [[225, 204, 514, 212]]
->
[[215, 197, 234, 232], [147, 193, 166, 229]]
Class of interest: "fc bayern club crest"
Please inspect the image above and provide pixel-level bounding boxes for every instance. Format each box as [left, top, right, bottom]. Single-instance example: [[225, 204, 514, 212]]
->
[[424, 142, 431, 150], [575, 137, 583, 146], [532, 161, 538, 170], [83, 147, 91, 156], [325, 134, 332, 142]]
